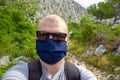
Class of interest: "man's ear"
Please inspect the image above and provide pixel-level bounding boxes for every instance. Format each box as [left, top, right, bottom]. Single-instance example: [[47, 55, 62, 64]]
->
[[65, 36, 70, 46]]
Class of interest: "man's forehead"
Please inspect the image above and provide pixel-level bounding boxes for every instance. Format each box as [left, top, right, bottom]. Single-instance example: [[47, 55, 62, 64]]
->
[[40, 18, 58, 27], [38, 15, 68, 34], [40, 15, 61, 25]]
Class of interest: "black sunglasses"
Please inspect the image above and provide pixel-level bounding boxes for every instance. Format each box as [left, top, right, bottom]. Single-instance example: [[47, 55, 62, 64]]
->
[[36, 31, 67, 41]]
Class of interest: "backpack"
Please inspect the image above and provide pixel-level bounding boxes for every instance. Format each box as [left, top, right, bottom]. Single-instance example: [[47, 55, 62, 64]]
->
[[28, 59, 81, 80]]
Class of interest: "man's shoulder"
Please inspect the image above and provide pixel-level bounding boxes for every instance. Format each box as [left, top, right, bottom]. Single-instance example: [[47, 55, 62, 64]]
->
[[8, 61, 28, 72], [75, 65, 97, 80], [1, 61, 28, 80]]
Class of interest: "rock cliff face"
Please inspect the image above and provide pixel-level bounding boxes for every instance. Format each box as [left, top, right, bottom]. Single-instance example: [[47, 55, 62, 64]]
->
[[35, 0, 87, 22]]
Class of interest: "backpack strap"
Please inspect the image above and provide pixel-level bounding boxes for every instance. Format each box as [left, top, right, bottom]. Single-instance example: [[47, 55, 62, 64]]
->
[[64, 61, 81, 80], [28, 59, 42, 80], [28, 59, 80, 80]]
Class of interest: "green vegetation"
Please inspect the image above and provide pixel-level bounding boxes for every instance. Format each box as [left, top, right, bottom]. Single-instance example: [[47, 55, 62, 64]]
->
[[0, 0, 41, 59], [0, 0, 120, 78], [87, 0, 120, 24], [0, 62, 17, 77], [83, 53, 120, 75], [68, 14, 120, 75], [0, 0, 40, 77]]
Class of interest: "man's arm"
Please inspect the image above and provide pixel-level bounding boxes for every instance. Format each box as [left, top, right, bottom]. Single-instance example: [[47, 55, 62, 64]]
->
[[5, 79, 14, 80], [76, 65, 97, 80], [3, 78, 20, 80], [1, 61, 28, 80]]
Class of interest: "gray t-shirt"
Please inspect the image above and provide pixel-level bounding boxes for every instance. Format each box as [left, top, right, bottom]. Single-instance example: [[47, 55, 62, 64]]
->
[[1, 61, 97, 80]]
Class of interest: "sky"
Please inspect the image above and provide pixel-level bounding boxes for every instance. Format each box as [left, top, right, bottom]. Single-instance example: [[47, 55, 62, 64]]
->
[[73, 0, 104, 8]]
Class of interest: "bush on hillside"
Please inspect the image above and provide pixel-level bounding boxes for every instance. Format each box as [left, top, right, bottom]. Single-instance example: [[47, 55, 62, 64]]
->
[[0, 1, 37, 60]]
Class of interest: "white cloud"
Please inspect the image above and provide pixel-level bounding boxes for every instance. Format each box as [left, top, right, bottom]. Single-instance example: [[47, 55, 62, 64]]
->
[[74, 0, 104, 8]]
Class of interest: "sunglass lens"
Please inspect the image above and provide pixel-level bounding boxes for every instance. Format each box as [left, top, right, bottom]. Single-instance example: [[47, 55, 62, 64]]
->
[[37, 31, 48, 40], [53, 33, 66, 41]]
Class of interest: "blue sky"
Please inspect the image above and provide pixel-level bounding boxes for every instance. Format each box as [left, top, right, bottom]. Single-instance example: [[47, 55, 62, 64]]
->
[[73, 0, 104, 8]]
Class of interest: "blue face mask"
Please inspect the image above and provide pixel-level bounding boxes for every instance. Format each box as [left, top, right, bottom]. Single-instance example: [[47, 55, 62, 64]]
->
[[36, 39, 67, 65]]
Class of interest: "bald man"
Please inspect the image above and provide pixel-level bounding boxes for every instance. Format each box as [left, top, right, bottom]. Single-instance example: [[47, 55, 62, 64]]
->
[[1, 15, 97, 80]]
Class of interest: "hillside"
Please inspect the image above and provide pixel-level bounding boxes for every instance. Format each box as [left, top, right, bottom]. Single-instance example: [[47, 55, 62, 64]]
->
[[35, 0, 87, 22], [0, 0, 120, 80]]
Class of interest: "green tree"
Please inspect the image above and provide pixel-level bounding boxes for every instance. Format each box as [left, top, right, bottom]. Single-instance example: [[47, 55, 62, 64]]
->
[[87, 3, 105, 21], [106, 0, 120, 24], [87, 4, 101, 20], [98, 2, 115, 20], [87, 2, 115, 22]]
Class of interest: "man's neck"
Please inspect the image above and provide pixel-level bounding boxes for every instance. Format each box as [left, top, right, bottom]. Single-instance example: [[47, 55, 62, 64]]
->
[[40, 59, 65, 77]]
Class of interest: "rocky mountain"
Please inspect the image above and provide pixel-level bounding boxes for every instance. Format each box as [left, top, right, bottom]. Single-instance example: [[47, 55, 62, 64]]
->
[[35, 0, 87, 22]]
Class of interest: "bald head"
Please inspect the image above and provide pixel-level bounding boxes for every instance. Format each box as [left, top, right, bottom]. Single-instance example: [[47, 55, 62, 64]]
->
[[38, 15, 68, 34]]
